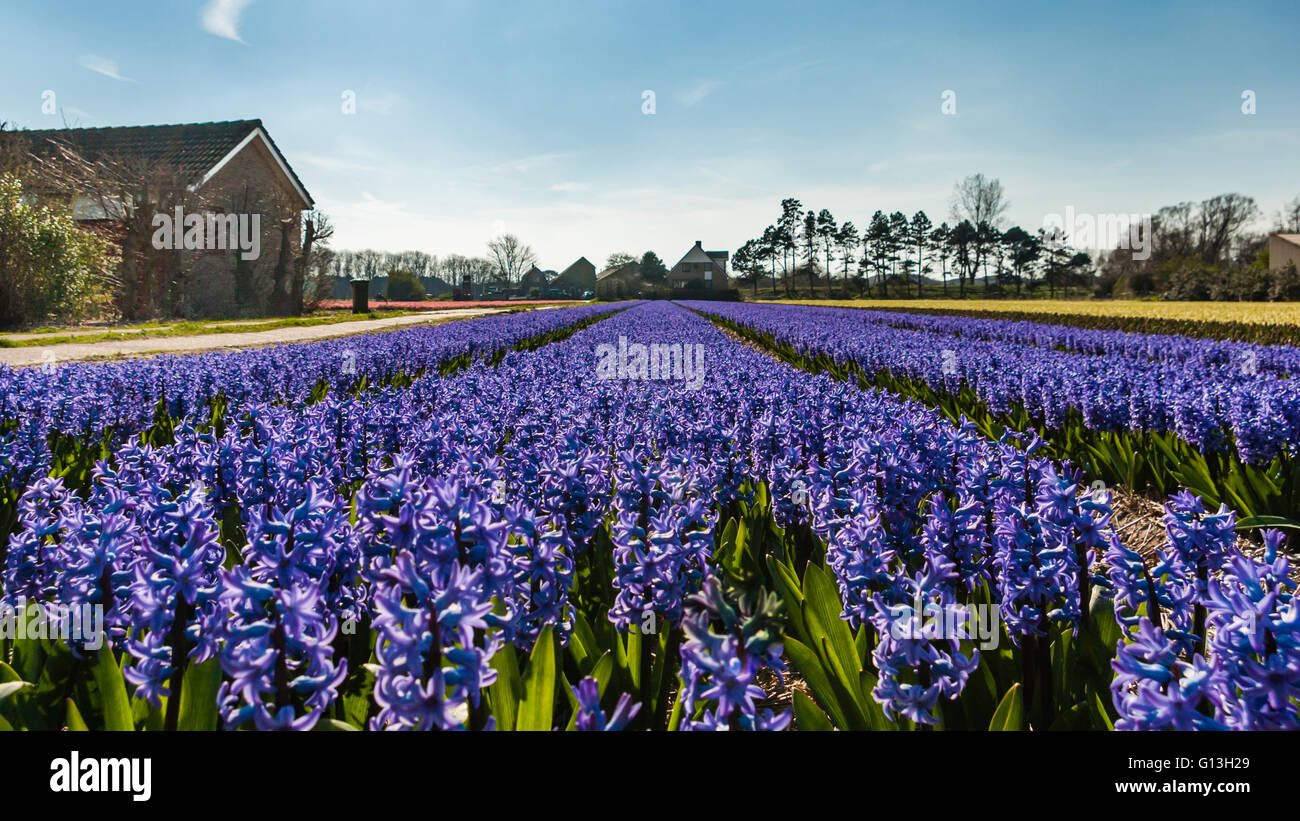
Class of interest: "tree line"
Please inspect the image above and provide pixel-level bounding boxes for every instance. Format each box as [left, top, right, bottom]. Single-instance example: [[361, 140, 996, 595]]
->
[[730, 174, 1092, 300], [328, 234, 547, 290], [1095, 193, 1300, 301]]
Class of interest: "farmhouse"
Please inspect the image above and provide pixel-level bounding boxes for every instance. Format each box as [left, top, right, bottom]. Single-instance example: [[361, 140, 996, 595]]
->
[[551, 256, 596, 298], [14, 119, 312, 223], [595, 261, 644, 299], [667, 241, 730, 293], [8, 119, 315, 317], [1270, 234, 1300, 272], [518, 264, 550, 297]]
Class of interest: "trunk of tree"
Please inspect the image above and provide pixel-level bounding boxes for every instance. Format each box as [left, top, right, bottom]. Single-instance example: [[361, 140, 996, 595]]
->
[[271, 217, 295, 316], [917, 245, 923, 299], [293, 216, 321, 316]]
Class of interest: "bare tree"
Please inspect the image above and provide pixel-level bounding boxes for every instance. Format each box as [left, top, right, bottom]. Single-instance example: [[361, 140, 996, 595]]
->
[[26, 137, 200, 319], [950, 173, 1010, 229], [294, 210, 333, 314], [1276, 196, 1300, 233], [1196, 193, 1258, 264], [486, 234, 537, 286]]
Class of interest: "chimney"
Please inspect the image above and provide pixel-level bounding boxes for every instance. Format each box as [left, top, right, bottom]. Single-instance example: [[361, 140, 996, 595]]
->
[[695, 240, 702, 247]]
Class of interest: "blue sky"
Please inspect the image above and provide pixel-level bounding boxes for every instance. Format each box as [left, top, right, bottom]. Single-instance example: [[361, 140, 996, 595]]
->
[[2, 0, 1298, 269]]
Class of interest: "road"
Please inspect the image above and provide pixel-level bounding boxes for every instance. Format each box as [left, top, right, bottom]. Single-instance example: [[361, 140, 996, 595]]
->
[[0, 308, 508, 368]]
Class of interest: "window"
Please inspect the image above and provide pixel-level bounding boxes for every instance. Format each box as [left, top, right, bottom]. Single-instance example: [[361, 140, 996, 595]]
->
[[704, 268, 712, 282]]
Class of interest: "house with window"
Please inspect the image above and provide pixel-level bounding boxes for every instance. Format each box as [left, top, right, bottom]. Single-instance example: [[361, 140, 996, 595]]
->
[[8, 119, 315, 317], [667, 241, 730, 293], [518, 264, 550, 297]]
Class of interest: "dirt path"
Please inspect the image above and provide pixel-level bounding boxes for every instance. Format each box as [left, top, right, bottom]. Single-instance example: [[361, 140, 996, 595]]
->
[[0, 308, 507, 367]]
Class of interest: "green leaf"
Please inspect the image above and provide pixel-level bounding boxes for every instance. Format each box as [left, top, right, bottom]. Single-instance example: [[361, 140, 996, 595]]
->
[[719, 517, 739, 553], [489, 643, 522, 731], [65, 698, 89, 731], [568, 611, 598, 674], [783, 637, 865, 730], [855, 670, 894, 731], [90, 642, 134, 731], [625, 628, 642, 691], [0, 680, 34, 701], [177, 657, 222, 731], [792, 690, 834, 731], [1047, 701, 1092, 731], [802, 565, 865, 709], [313, 718, 361, 731], [0, 662, 21, 684], [1091, 688, 1115, 731], [989, 683, 1023, 731], [764, 556, 808, 644], [666, 681, 685, 731], [1237, 514, 1300, 531], [589, 651, 614, 694], [517, 626, 558, 731]]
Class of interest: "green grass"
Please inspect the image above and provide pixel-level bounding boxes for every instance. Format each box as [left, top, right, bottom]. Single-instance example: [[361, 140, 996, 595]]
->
[[22, 306, 542, 364], [0, 309, 431, 348]]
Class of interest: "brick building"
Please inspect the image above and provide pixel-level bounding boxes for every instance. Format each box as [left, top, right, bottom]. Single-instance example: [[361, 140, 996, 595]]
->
[[10, 120, 314, 317]]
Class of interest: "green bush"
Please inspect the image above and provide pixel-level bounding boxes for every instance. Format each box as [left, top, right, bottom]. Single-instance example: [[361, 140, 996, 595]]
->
[[0, 172, 115, 328], [385, 268, 425, 301]]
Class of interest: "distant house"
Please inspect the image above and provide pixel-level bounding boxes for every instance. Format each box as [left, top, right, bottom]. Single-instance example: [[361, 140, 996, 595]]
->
[[667, 241, 730, 293], [595, 261, 643, 299], [551, 256, 596, 298], [1270, 234, 1300, 272], [518, 265, 550, 297]]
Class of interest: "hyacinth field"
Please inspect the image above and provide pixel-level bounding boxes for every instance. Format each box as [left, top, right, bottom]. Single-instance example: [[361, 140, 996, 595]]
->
[[0, 301, 1296, 732]]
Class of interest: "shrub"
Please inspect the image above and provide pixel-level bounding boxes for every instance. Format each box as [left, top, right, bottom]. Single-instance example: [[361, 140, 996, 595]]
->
[[1269, 262, 1300, 301], [0, 172, 116, 328], [385, 268, 425, 301]]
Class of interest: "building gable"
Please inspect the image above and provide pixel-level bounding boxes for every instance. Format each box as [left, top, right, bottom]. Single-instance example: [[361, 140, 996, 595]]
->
[[9, 119, 313, 211]]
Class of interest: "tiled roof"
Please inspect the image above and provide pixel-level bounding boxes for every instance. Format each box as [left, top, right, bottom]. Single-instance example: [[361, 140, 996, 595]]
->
[[596, 261, 640, 281], [10, 119, 312, 205], [553, 256, 595, 284]]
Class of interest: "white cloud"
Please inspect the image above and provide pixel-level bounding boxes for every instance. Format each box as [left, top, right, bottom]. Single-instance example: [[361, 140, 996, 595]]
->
[[550, 182, 585, 192], [201, 0, 253, 43], [681, 80, 721, 107], [77, 55, 134, 83]]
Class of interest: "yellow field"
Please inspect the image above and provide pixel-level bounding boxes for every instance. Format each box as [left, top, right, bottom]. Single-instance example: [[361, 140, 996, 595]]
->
[[759, 299, 1300, 326]]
